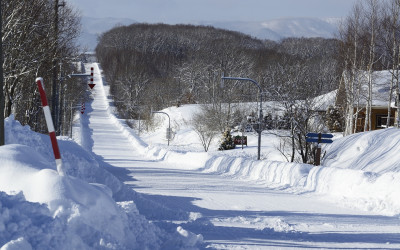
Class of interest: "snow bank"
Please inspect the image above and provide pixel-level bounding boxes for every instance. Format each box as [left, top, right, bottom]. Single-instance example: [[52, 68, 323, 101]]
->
[[203, 155, 312, 187], [202, 128, 400, 215], [0, 191, 83, 250], [163, 151, 209, 170], [0, 137, 162, 248], [0, 145, 140, 249], [6, 115, 125, 197], [323, 128, 400, 173], [1, 116, 203, 249], [313, 128, 400, 215], [304, 166, 400, 214]]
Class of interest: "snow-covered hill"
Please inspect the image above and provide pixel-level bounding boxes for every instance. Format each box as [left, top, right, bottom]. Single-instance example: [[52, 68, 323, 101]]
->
[[78, 17, 339, 51]]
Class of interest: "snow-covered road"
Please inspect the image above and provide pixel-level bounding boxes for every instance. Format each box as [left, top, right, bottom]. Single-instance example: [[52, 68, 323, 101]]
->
[[84, 63, 400, 249]]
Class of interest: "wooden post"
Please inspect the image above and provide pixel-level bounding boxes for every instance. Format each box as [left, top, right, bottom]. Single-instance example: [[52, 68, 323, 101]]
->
[[306, 132, 333, 166], [315, 133, 322, 166], [315, 144, 321, 166]]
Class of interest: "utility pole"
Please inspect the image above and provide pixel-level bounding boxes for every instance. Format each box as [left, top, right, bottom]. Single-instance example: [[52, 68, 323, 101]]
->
[[51, 0, 59, 134], [51, 0, 65, 135], [0, 0, 4, 146]]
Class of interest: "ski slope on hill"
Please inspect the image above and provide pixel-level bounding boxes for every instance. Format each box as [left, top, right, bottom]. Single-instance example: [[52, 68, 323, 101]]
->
[[75, 63, 400, 249]]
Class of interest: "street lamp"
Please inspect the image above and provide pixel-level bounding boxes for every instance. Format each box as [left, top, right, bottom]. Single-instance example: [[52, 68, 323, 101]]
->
[[151, 111, 172, 146], [222, 76, 263, 160]]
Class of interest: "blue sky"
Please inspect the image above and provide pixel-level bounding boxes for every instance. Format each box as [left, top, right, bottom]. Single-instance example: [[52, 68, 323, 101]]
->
[[66, 0, 358, 23]]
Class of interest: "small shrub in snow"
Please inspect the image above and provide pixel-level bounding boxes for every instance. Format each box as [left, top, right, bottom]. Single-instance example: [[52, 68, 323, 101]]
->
[[218, 129, 236, 150], [325, 106, 343, 132]]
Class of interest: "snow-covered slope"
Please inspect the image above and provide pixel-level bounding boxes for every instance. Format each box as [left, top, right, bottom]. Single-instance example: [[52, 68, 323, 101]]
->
[[78, 17, 338, 51], [204, 17, 339, 40]]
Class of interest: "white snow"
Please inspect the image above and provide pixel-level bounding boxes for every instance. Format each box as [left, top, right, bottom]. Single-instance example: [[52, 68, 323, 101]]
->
[[1, 62, 400, 249]]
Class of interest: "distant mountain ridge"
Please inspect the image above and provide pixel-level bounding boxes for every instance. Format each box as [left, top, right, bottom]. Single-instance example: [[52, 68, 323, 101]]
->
[[79, 16, 339, 51], [200, 17, 340, 40], [78, 17, 138, 51]]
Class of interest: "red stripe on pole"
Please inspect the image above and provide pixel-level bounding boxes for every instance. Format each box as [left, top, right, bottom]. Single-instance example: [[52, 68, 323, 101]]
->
[[36, 79, 48, 107], [35, 77, 64, 176], [49, 131, 61, 159]]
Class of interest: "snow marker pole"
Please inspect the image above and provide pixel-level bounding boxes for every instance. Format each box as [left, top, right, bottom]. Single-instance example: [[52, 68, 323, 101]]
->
[[81, 102, 85, 114], [88, 67, 95, 89], [36, 77, 65, 176], [91, 67, 94, 83]]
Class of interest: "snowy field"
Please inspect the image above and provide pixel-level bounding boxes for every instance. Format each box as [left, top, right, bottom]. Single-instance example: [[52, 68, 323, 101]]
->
[[1, 63, 400, 249]]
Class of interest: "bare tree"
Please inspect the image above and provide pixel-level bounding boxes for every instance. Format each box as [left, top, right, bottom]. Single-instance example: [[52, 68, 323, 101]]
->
[[363, 0, 381, 131], [190, 105, 220, 152], [338, 1, 384, 134], [337, 0, 400, 133], [381, 0, 400, 127], [339, 2, 363, 135]]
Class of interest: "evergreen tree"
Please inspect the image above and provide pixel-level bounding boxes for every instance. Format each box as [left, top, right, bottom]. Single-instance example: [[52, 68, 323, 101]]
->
[[218, 129, 236, 150]]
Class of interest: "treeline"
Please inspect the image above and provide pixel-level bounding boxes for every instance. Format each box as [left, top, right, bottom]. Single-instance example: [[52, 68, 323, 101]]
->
[[96, 23, 340, 120], [2, 0, 83, 135]]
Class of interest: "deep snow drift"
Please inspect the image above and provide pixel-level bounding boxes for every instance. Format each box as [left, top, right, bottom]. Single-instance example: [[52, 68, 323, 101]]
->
[[0, 116, 202, 249]]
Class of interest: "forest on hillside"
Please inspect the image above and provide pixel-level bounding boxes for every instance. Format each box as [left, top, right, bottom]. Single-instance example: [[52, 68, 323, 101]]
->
[[96, 23, 340, 120]]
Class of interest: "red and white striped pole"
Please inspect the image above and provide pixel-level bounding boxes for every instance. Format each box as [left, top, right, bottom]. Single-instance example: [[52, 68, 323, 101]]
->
[[36, 77, 65, 176]]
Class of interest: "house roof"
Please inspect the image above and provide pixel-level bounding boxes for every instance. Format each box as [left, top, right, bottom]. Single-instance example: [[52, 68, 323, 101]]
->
[[354, 70, 395, 108], [312, 90, 338, 111], [368, 71, 395, 108]]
